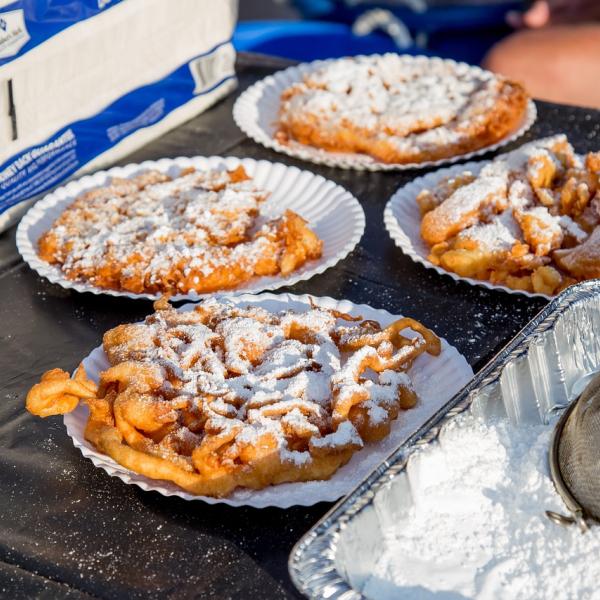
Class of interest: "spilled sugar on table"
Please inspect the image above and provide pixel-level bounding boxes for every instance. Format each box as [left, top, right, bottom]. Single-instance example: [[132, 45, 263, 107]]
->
[[0, 53, 599, 599]]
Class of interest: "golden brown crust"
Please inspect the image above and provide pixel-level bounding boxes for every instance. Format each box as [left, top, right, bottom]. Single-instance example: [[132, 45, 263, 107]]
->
[[554, 226, 600, 279], [25, 299, 441, 497], [276, 55, 529, 164], [37, 168, 323, 295], [417, 136, 600, 295]]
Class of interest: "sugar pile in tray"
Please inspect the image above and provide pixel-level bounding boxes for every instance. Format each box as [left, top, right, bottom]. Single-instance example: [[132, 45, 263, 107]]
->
[[362, 412, 600, 599]]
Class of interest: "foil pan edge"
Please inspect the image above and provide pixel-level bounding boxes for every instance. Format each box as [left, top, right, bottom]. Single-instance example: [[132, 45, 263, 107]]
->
[[289, 280, 600, 599]]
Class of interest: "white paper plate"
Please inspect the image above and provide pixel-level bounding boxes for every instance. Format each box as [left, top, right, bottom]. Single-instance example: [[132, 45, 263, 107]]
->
[[16, 157, 365, 301], [233, 54, 537, 172], [63, 292, 473, 508], [384, 160, 552, 299]]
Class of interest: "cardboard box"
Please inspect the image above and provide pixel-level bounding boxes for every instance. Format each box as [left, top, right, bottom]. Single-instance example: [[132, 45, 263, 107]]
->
[[0, 0, 238, 230]]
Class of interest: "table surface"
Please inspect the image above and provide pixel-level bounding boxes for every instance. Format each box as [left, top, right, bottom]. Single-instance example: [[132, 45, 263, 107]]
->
[[1, 54, 599, 600]]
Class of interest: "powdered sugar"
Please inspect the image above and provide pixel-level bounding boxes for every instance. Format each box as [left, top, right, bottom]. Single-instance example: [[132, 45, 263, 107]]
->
[[310, 421, 363, 450], [447, 176, 507, 219], [457, 210, 521, 252], [107, 297, 429, 475], [559, 215, 588, 243], [417, 136, 600, 293], [278, 54, 527, 163], [300, 55, 476, 135], [66, 293, 473, 506], [37, 166, 321, 295], [362, 413, 600, 600]]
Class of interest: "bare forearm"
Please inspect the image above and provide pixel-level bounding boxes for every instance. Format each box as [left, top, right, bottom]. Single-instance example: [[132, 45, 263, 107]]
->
[[508, 0, 600, 29]]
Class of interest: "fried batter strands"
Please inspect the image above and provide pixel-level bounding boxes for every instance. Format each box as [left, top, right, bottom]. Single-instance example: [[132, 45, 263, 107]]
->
[[336, 316, 441, 357], [384, 318, 441, 356], [26, 366, 97, 417], [37, 167, 324, 296], [98, 362, 163, 395], [25, 299, 441, 497], [419, 137, 600, 295], [331, 344, 421, 426]]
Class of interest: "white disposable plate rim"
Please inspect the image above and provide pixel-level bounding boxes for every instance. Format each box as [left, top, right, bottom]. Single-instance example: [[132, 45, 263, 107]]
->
[[16, 156, 366, 301], [63, 292, 473, 508], [383, 159, 553, 299], [233, 53, 537, 172]]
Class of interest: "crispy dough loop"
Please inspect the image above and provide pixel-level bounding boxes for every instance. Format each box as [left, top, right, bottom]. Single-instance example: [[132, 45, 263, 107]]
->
[[26, 366, 97, 417], [192, 426, 243, 477], [337, 316, 441, 357], [98, 362, 163, 396], [384, 318, 442, 356], [332, 344, 421, 426], [112, 392, 193, 471]]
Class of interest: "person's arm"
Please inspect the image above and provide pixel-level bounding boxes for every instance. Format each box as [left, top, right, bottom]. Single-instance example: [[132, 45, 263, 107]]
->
[[507, 0, 600, 28]]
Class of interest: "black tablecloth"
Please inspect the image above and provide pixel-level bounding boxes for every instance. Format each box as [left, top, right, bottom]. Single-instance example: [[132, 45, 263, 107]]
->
[[1, 54, 599, 599]]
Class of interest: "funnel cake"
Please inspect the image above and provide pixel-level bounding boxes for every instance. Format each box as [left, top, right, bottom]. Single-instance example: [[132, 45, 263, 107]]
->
[[26, 297, 441, 497], [276, 55, 528, 165], [418, 136, 600, 295], [37, 165, 323, 295]]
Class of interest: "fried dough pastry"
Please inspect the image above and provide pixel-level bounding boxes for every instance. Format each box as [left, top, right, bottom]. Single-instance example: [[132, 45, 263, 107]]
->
[[421, 171, 508, 246], [25, 298, 441, 497], [554, 226, 600, 279], [419, 135, 600, 295], [276, 55, 529, 164], [37, 166, 323, 295]]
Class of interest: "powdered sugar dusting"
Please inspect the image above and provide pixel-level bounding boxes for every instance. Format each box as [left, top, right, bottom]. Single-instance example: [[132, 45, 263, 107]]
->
[[103, 297, 431, 481], [417, 135, 600, 294], [457, 209, 521, 252], [278, 54, 527, 163], [68, 294, 472, 506], [37, 166, 321, 295]]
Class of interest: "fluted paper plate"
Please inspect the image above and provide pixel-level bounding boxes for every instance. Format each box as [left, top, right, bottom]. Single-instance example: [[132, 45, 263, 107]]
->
[[233, 54, 537, 172], [16, 157, 365, 301], [384, 160, 552, 299], [63, 293, 473, 508]]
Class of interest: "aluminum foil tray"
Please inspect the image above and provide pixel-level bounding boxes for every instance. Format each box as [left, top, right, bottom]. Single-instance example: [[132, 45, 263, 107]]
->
[[289, 280, 600, 599]]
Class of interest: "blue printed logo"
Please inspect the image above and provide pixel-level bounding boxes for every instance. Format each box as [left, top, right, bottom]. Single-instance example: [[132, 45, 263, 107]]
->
[[0, 10, 30, 59]]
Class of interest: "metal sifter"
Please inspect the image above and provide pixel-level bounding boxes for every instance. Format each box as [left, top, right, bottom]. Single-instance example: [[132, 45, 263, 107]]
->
[[546, 372, 600, 533]]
